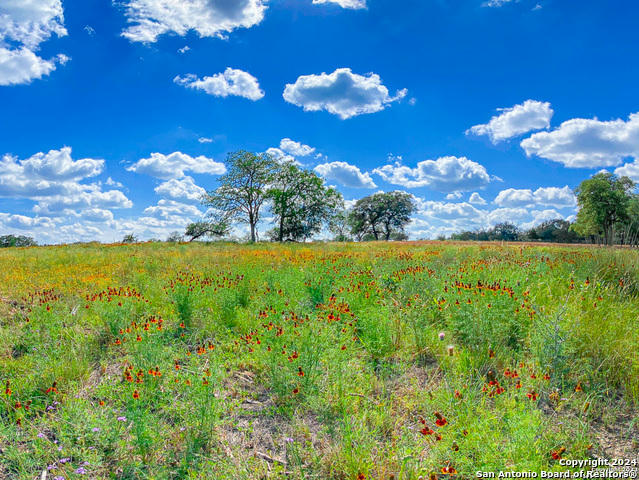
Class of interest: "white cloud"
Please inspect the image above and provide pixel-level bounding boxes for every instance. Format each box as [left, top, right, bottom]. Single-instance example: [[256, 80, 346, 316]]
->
[[154, 176, 207, 203], [0, 212, 56, 230], [373, 156, 493, 192], [0, 1, 68, 85], [493, 186, 576, 208], [614, 160, 639, 182], [0, 147, 104, 197], [0, 47, 67, 86], [312, 0, 367, 9], [482, 0, 514, 6], [418, 200, 482, 220], [0, 0, 66, 48], [178, 45, 190, 54], [143, 199, 203, 219], [469, 192, 487, 205], [283, 68, 407, 119], [265, 147, 299, 165], [174, 68, 264, 101], [127, 151, 226, 179], [33, 189, 132, 214], [445, 192, 462, 200], [314, 161, 377, 188], [279, 138, 315, 157], [198, 137, 213, 144], [467, 100, 553, 143], [105, 177, 124, 188], [521, 112, 639, 168], [120, 0, 267, 43]]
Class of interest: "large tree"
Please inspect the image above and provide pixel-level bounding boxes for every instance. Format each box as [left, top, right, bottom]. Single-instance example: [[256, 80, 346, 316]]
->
[[349, 191, 415, 241], [572, 172, 636, 245], [202, 151, 278, 242], [267, 163, 342, 242]]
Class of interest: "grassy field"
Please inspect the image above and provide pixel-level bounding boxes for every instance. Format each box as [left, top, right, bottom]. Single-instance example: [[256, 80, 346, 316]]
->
[[0, 242, 637, 479]]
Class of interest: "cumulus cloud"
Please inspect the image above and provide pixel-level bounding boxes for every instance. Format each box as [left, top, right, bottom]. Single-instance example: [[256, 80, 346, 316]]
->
[[0, 147, 104, 197], [494, 186, 576, 208], [175, 68, 264, 101], [283, 68, 407, 119], [467, 100, 553, 143], [312, 0, 367, 9], [154, 176, 207, 203], [0, 48, 68, 86], [266, 147, 299, 165], [373, 156, 493, 192], [33, 189, 132, 215], [314, 161, 377, 188], [279, 138, 315, 157], [143, 199, 203, 220], [120, 0, 267, 43], [614, 160, 639, 182], [445, 192, 462, 200], [127, 151, 226, 180], [521, 112, 639, 168], [469, 192, 487, 205], [0, 0, 68, 85]]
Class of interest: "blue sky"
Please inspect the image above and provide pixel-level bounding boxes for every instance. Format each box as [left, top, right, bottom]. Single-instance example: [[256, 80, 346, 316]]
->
[[1, 0, 638, 242]]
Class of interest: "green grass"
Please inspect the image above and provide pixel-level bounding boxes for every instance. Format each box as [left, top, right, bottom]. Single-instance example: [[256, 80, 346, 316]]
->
[[0, 241, 637, 479]]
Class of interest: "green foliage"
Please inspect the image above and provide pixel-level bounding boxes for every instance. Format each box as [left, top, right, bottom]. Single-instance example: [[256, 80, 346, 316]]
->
[[202, 150, 278, 242], [573, 172, 637, 245], [0, 242, 637, 479], [349, 191, 415, 240], [0, 235, 37, 248], [267, 163, 343, 242]]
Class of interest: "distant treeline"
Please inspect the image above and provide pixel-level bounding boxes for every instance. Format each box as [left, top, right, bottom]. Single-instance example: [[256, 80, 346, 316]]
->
[[4, 153, 639, 248]]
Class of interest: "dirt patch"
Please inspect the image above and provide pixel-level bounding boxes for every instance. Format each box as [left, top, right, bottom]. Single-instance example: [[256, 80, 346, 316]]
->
[[591, 410, 638, 461], [218, 370, 327, 471]]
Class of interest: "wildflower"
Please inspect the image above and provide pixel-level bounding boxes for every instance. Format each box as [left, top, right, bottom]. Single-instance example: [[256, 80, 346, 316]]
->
[[420, 426, 434, 435], [92, 427, 100, 432], [434, 412, 447, 427], [441, 465, 457, 474], [292, 387, 299, 395], [551, 447, 566, 460], [117, 416, 127, 422], [297, 367, 304, 377], [526, 390, 538, 401], [37, 432, 46, 438], [575, 382, 582, 392], [447, 345, 454, 356], [133, 390, 140, 399], [438, 332, 445, 341], [75, 467, 87, 474]]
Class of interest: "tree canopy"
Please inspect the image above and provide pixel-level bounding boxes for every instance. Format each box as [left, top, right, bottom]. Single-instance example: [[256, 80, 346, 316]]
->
[[267, 163, 342, 242], [203, 150, 278, 242], [348, 191, 415, 241], [572, 172, 636, 245]]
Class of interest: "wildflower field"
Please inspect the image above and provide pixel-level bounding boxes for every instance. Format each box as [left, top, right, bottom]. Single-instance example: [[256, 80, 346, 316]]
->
[[0, 242, 638, 479]]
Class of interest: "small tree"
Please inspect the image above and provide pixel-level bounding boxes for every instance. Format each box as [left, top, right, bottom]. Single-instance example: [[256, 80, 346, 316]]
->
[[349, 191, 415, 241], [328, 208, 352, 242], [184, 218, 230, 242], [166, 231, 184, 242], [122, 234, 137, 243], [203, 150, 278, 242], [572, 172, 636, 245], [267, 163, 342, 242]]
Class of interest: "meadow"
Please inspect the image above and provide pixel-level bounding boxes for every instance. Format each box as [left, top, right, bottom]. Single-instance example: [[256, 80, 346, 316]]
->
[[0, 242, 637, 479]]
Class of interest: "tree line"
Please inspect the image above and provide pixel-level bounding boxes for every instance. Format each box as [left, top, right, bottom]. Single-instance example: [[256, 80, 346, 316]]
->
[[2, 152, 638, 247], [180, 150, 417, 243], [447, 172, 639, 246]]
